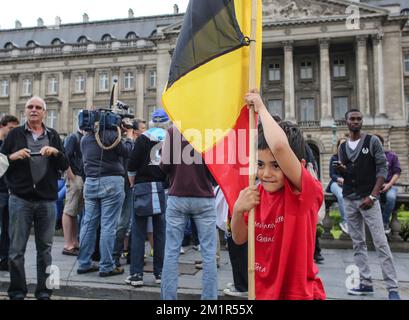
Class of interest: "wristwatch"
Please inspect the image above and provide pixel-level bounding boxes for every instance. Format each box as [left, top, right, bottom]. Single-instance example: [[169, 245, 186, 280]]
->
[[368, 195, 378, 201]]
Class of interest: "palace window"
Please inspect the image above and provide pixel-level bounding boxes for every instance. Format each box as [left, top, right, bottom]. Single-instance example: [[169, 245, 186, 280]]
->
[[333, 58, 346, 78], [48, 77, 58, 95], [124, 72, 134, 90], [75, 75, 85, 93], [101, 34, 112, 42], [333, 96, 349, 120], [46, 110, 58, 129], [99, 73, 109, 91], [267, 99, 283, 119], [22, 78, 32, 96], [268, 63, 281, 81], [1, 79, 8, 97], [149, 70, 157, 88], [126, 32, 138, 40], [77, 36, 89, 44], [51, 38, 62, 46], [299, 98, 316, 122], [300, 60, 313, 79]]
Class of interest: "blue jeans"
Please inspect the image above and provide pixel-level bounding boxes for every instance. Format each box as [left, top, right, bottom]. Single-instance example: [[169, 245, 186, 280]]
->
[[0, 192, 9, 261], [78, 176, 125, 273], [381, 186, 398, 226], [330, 182, 347, 223], [161, 196, 217, 300], [113, 185, 133, 263], [130, 213, 165, 276], [8, 195, 56, 299]]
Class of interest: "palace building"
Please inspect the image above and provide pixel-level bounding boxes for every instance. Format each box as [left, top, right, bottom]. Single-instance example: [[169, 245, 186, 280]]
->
[[0, 0, 408, 184]]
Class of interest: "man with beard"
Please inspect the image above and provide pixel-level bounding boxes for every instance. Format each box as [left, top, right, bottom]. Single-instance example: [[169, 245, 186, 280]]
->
[[335, 109, 400, 300]]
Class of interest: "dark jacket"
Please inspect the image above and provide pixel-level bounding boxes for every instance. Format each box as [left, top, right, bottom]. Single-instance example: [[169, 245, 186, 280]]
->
[[127, 132, 167, 184], [0, 140, 7, 193], [160, 126, 214, 198], [81, 130, 133, 178], [339, 134, 384, 198], [326, 154, 342, 193], [64, 131, 84, 178], [1, 125, 68, 201]]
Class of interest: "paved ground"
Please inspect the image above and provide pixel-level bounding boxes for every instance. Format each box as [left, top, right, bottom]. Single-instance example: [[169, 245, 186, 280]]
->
[[0, 236, 408, 300]]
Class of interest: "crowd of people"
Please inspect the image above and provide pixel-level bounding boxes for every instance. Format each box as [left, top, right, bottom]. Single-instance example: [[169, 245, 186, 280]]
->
[[0, 92, 403, 300]]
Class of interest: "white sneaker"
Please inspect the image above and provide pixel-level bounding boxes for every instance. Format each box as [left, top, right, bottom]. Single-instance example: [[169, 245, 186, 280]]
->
[[339, 222, 349, 235], [223, 286, 248, 298], [225, 283, 234, 290], [180, 247, 185, 254]]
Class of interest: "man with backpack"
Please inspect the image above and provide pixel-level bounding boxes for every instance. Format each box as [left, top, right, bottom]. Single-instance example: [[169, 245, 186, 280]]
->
[[335, 109, 400, 300]]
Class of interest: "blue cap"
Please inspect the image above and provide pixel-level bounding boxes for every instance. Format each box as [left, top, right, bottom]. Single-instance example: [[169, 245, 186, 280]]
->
[[152, 108, 169, 123]]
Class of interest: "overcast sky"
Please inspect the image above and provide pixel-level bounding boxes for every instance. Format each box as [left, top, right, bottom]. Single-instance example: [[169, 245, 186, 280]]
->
[[0, 0, 190, 29]]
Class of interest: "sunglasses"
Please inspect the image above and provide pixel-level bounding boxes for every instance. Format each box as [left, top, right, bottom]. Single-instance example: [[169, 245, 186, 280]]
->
[[348, 117, 362, 121], [26, 105, 44, 110]]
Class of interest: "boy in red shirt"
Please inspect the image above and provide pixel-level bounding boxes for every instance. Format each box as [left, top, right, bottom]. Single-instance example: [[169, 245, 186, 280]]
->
[[231, 90, 326, 300]]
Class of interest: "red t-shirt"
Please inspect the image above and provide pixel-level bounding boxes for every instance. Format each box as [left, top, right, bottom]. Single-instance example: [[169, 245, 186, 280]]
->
[[246, 167, 326, 300]]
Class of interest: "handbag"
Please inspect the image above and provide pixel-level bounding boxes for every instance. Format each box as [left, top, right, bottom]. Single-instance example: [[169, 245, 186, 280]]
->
[[214, 186, 229, 232], [132, 181, 166, 217]]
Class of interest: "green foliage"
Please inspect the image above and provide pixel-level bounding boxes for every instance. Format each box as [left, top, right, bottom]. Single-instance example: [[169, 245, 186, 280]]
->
[[327, 208, 409, 241], [399, 219, 409, 242]]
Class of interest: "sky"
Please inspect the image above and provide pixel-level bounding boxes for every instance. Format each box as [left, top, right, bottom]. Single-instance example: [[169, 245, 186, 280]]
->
[[0, 0, 190, 29]]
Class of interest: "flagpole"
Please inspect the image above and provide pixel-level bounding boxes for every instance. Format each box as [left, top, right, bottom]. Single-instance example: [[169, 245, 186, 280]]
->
[[248, 0, 258, 301]]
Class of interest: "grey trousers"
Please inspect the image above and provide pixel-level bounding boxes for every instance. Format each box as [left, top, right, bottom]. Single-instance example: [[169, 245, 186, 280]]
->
[[344, 198, 398, 291]]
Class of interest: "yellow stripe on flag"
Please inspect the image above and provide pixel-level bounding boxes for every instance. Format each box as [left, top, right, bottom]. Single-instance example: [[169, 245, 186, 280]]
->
[[162, 0, 262, 153]]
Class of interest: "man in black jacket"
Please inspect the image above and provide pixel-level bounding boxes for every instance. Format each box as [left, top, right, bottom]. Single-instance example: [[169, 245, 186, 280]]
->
[[1, 96, 68, 300], [0, 115, 19, 271]]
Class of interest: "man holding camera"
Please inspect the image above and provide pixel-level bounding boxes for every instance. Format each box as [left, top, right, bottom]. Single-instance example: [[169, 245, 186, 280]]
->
[[77, 111, 134, 277], [1, 96, 68, 300]]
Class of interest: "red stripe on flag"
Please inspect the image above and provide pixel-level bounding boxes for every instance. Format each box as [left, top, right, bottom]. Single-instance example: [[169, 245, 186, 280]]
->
[[204, 106, 251, 217]]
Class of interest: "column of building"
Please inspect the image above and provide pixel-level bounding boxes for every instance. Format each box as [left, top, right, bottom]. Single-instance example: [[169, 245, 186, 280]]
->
[[136, 65, 145, 119], [283, 40, 296, 122], [86, 69, 95, 109], [111, 67, 120, 105], [319, 38, 334, 126], [372, 33, 387, 123], [156, 42, 172, 107], [356, 35, 371, 120], [61, 70, 71, 133], [9, 74, 19, 116], [33, 72, 42, 96]]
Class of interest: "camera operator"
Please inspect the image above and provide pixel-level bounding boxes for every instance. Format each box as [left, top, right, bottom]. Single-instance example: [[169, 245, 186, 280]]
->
[[77, 113, 134, 277], [1, 96, 68, 300]]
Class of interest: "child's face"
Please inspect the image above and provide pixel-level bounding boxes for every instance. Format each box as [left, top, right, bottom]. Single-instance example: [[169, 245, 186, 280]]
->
[[257, 149, 285, 193]]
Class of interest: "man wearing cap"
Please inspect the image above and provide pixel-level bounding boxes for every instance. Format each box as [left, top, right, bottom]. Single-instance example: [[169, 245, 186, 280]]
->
[[125, 109, 169, 287], [1, 97, 68, 300]]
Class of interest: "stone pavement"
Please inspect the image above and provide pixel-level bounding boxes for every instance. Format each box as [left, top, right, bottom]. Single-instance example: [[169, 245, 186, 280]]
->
[[0, 236, 408, 300]]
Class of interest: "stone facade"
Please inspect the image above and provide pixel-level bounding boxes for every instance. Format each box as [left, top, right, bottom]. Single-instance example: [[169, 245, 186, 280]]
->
[[0, 0, 408, 186]]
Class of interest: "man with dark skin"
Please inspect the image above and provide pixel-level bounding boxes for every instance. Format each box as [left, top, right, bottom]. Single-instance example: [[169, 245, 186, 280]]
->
[[335, 109, 400, 300]]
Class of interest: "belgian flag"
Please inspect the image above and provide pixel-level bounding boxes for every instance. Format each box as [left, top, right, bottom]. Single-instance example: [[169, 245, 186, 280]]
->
[[162, 0, 262, 213]]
